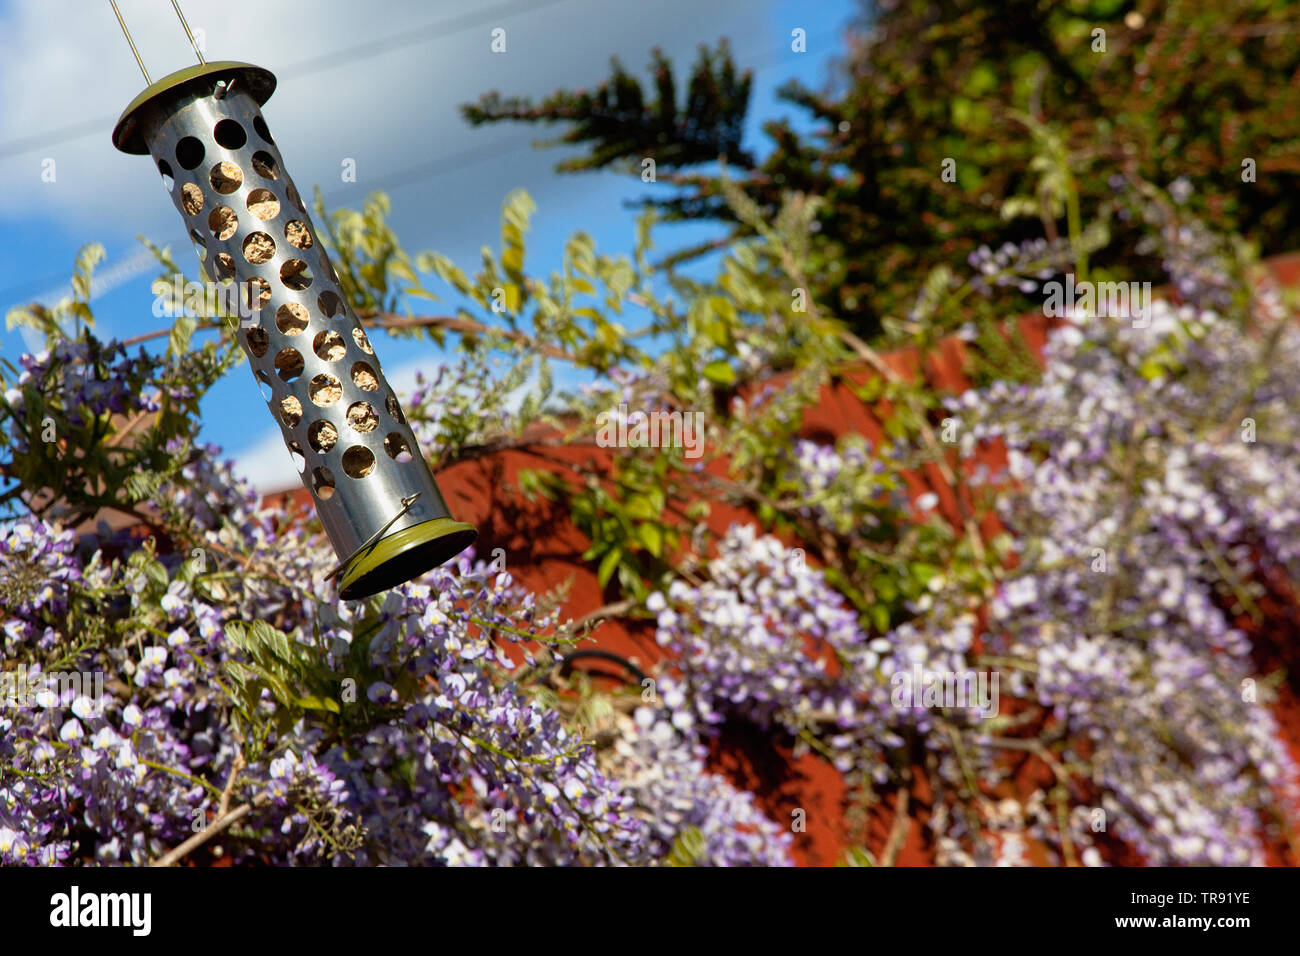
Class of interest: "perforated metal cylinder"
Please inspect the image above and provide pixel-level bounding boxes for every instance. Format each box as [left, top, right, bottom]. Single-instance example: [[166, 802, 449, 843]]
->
[[113, 63, 476, 598]]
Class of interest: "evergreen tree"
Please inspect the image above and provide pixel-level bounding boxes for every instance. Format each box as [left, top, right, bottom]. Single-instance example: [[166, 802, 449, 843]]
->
[[464, 0, 1300, 339]]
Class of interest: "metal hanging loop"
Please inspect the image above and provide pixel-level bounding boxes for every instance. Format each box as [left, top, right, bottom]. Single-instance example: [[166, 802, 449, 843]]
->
[[320, 493, 423, 584]]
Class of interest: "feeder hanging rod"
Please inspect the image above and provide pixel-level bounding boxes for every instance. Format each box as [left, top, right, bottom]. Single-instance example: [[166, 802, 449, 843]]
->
[[107, 0, 206, 84], [169, 0, 207, 66], [108, 0, 151, 85]]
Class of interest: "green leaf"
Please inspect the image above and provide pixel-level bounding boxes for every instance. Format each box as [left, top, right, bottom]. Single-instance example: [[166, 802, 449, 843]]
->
[[502, 188, 536, 232], [223, 621, 254, 656], [251, 621, 297, 671], [912, 562, 940, 586], [710, 296, 738, 325], [502, 246, 524, 276], [243, 661, 294, 707], [1138, 356, 1168, 380], [293, 694, 341, 714], [637, 522, 663, 558], [72, 243, 106, 306], [428, 253, 474, 295], [839, 846, 877, 867], [703, 315, 729, 347], [702, 360, 736, 385], [596, 546, 623, 588], [388, 259, 418, 285], [6, 305, 51, 334], [965, 63, 998, 97], [168, 313, 197, 358], [143, 560, 169, 589], [626, 495, 657, 521], [665, 826, 706, 867]]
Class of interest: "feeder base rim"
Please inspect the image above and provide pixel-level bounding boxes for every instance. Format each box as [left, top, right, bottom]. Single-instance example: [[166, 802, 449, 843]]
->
[[337, 517, 477, 600]]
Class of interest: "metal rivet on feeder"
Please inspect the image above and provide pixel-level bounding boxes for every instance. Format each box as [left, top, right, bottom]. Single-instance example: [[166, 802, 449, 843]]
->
[[109, 2, 476, 599]]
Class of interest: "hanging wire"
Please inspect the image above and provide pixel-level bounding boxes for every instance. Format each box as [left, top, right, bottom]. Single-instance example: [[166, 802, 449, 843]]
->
[[320, 493, 424, 583], [169, 0, 206, 65], [107, 0, 151, 85]]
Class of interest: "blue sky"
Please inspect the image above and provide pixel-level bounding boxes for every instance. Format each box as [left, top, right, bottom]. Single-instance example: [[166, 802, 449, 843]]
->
[[0, 0, 858, 490]]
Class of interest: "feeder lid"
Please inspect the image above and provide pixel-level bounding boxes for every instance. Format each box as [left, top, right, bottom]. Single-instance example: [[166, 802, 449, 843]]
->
[[113, 61, 277, 154], [338, 517, 478, 601]]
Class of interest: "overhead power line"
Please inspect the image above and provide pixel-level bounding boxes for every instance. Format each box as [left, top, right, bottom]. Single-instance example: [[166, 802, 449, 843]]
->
[[0, 15, 844, 309], [0, 0, 578, 162]]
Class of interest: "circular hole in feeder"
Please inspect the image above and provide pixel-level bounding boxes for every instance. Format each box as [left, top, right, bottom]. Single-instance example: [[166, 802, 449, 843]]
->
[[313, 330, 346, 361], [254, 368, 274, 402], [181, 182, 204, 216], [341, 445, 375, 479], [311, 465, 335, 500], [189, 229, 207, 262], [280, 259, 312, 291], [386, 394, 405, 424], [384, 432, 413, 463], [210, 251, 235, 279], [251, 150, 279, 180], [242, 231, 275, 264], [210, 161, 243, 195], [213, 118, 247, 151], [309, 373, 343, 407], [288, 441, 306, 474], [285, 220, 313, 250], [208, 205, 237, 241], [247, 188, 280, 221], [275, 302, 309, 336], [243, 277, 271, 315], [245, 325, 269, 357], [253, 115, 274, 145], [346, 401, 378, 434], [176, 136, 205, 170], [280, 394, 303, 428], [308, 420, 338, 453], [158, 159, 175, 192], [285, 182, 305, 212], [352, 327, 374, 354], [351, 361, 379, 391], [274, 347, 304, 382], [317, 290, 344, 319]]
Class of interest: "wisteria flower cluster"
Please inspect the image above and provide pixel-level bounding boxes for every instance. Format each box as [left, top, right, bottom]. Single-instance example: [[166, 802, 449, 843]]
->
[[781, 437, 905, 535], [966, 237, 1075, 297], [646, 525, 901, 781], [3, 341, 160, 450], [930, 294, 1300, 865], [403, 351, 534, 461], [6, 162, 1300, 871], [599, 706, 794, 866], [1, 518, 84, 652], [638, 249, 1300, 865], [0, 324, 790, 865]]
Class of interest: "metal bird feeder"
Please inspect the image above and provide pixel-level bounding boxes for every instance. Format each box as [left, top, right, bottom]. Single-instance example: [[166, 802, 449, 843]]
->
[[109, 3, 476, 599]]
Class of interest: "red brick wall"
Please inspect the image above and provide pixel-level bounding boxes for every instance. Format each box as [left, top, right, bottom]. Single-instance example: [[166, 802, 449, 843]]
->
[[259, 255, 1300, 865]]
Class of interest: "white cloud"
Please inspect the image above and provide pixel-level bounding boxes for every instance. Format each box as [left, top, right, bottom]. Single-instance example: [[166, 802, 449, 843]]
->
[[1, 0, 758, 231], [231, 420, 303, 493]]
